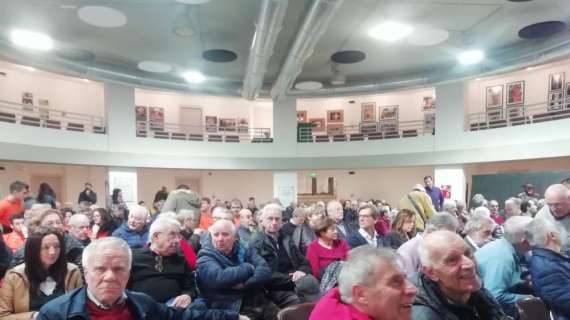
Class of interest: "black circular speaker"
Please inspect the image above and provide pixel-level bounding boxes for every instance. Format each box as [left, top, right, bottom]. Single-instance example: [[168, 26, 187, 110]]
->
[[331, 50, 366, 64], [519, 21, 567, 39], [202, 49, 237, 62]]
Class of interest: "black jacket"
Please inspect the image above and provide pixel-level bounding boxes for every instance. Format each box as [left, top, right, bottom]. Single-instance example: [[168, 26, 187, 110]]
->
[[77, 190, 97, 205], [412, 273, 512, 320]]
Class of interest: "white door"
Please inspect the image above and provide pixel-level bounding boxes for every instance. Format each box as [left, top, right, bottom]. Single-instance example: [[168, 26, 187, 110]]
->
[[180, 106, 203, 134]]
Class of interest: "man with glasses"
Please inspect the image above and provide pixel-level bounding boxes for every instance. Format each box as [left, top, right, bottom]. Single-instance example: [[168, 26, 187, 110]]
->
[[0, 181, 29, 232], [112, 205, 150, 248], [346, 204, 383, 248], [536, 183, 570, 252]]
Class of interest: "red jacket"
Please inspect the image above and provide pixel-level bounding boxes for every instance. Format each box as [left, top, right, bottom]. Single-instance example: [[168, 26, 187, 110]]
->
[[310, 288, 372, 320]]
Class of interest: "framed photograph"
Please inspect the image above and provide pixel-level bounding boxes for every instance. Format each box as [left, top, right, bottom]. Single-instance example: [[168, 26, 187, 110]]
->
[[506, 105, 524, 120], [549, 72, 564, 92], [506, 81, 524, 106], [486, 85, 503, 109], [327, 110, 344, 123], [379, 105, 399, 121], [423, 113, 435, 132], [565, 98, 570, 109], [380, 120, 398, 133], [565, 83, 570, 97], [327, 124, 344, 135], [361, 102, 376, 122], [22, 91, 33, 105], [359, 122, 378, 134], [219, 118, 237, 132], [205, 116, 217, 132], [422, 96, 436, 111], [149, 107, 165, 131], [309, 118, 325, 132], [486, 107, 504, 122], [548, 91, 564, 103], [297, 110, 308, 123], [238, 117, 249, 133], [38, 99, 49, 107]]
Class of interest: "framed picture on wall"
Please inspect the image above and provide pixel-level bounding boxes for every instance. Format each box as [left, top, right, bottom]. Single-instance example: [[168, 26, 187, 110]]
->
[[422, 96, 436, 111], [309, 118, 325, 132], [327, 124, 344, 135], [486, 107, 504, 122], [565, 98, 570, 109], [205, 116, 217, 132], [506, 81, 524, 106], [506, 105, 524, 120], [149, 107, 165, 131], [297, 110, 308, 123], [361, 102, 376, 122], [219, 118, 237, 132], [423, 113, 435, 133], [380, 120, 398, 133], [565, 83, 570, 97], [327, 109, 344, 123], [38, 99, 49, 107], [486, 85, 503, 109], [22, 91, 33, 105], [135, 106, 148, 132], [238, 118, 249, 133], [549, 72, 564, 91], [548, 92, 564, 111], [379, 105, 399, 121], [359, 122, 377, 134]]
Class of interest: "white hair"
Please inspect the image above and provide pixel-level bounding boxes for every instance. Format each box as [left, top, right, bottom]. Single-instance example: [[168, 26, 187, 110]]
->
[[210, 219, 236, 236], [259, 203, 283, 222], [130, 204, 150, 218], [525, 218, 567, 248], [82, 237, 132, 270], [68, 213, 89, 226], [473, 206, 491, 217], [175, 209, 197, 225], [418, 230, 459, 268], [424, 212, 458, 233], [338, 246, 398, 304], [442, 199, 457, 212], [464, 213, 495, 235], [149, 217, 181, 243], [503, 216, 533, 244]]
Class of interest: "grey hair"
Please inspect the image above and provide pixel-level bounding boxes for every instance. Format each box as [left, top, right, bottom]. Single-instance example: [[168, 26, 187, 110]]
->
[[456, 200, 466, 210], [464, 213, 495, 235], [68, 213, 89, 226], [442, 199, 457, 212], [259, 203, 283, 222], [503, 216, 533, 244], [292, 207, 306, 218], [525, 218, 567, 248], [82, 237, 132, 270], [473, 206, 491, 217], [149, 217, 181, 243], [210, 219, 237, 236], [338, 246, 398, 304], [176, 209, 197, 225], [471, 194, 486, 209], [130, 204, 150, 218], [424, 212, 458, 233]]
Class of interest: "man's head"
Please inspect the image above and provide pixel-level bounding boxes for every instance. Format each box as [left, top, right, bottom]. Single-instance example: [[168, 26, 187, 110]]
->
[[419, 230, 481, 303], [149, 217, 181, 256], [326, 200, 344, 223], [424, 175, 434, 189], [358, 205, 378, 231], [522, 183, 535, 196], [83, 237, 132, 306], [210, 220, 236, 255], [424, 212, 459, 234], [464, 213, 495, 247], [503, 216, 533, 253], [68, 213, 91, 241], [9, 181, 29, 201], [442, 200, 457, 214], [238, 209, 254, 228], [259, 204, 283, 235], [291, 208, 306, 226], [544, 184, 570, 220], [175, 209, 198, 232], [350, 200, 359, 211], [247, 197, 256, 209], [212, 207, 234, 223], [470, 194, 487, 209], [338, 246, 417, 320], [525, 218, 567, 253], [230, 199, 243, 216], [504, 198, 521, 218], [10, 213, 24, 233], [200, 197, 211, 214], [38, 209, 65, 233], [489, 200, 499, 215], [127, 205, 149, 232], [84, 182, 92, 191], [561, 177, 570, 189]]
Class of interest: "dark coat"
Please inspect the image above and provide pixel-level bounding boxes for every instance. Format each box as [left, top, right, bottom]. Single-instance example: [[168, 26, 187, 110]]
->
[[411, 273, 510, 320], [37, 287, 238, 320], [196, 242, 271, 312], [529, 247, 570, 320], [346, 229, 383, 249], [77, 190, 97, 205], [292, 223, 315, 255]]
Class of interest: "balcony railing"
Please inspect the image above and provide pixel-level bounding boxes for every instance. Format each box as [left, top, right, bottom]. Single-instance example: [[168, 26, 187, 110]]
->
[[298, 119, 434, 143], [467, 101, 570, 131], [0, 99, 105, 134], [136, 121, 273, 143]]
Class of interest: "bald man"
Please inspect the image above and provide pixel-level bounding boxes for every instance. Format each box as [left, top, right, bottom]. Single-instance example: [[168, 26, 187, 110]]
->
[[536, 183, 570, 252]]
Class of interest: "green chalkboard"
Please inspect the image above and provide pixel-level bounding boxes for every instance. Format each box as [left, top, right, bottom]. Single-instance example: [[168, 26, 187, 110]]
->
[[471, 170, 570, 206]]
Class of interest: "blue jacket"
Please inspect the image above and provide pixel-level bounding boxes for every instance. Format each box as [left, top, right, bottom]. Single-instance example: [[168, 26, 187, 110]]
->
[[37, 287, 238, 320], [111, 222, 149, 249], [346, 229, 383, 249], [529, 248, 570, 320], [196, 242, 271, 312]]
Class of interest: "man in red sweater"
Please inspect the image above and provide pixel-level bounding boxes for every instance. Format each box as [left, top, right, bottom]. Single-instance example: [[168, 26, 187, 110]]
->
[[0, 181, 29, 232]]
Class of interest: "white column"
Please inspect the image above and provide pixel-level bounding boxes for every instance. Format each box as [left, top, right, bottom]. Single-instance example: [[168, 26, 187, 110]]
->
[[273, 171, 297, 207], [105, 82, 135, 150], [434, 82, 466, 149], [434, 165, 466, 203], [272, 97, 297, 150]]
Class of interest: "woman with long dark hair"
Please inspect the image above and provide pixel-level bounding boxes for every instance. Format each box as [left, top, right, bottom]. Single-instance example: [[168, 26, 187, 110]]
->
[[36, 183, 56, 209], [0, 227, 82, 319], [90, 207, 116, 239]]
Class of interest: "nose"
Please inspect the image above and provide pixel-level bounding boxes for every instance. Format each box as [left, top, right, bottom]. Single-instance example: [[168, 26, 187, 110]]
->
[[48, 246, 56, 256], [404, 279, 418, 296], [460, 255, 475, 269]]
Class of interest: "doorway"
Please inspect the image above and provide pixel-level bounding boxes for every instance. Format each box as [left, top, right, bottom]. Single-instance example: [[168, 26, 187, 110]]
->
[[180, 106, 203, 134]]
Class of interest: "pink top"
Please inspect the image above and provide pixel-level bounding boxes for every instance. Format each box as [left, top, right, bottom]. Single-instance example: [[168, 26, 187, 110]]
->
[[306, 238, 349, 278], [374, 216, 391, 236], [310, 287, 372, 320], [491, 213, 505, 225]]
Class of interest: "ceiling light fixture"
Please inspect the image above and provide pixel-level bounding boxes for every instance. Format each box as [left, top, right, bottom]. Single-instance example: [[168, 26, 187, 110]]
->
[[138, 61, 173, 73], [183, 71, 205, 83], [174, 0, 211, 4], [458, 50, 485, 65], [19, 65, 36, 72], [368, 21, 414, 42], [294, 81, 323, 90], [10, 29, 54, 51], [78, 6, 127, 28]]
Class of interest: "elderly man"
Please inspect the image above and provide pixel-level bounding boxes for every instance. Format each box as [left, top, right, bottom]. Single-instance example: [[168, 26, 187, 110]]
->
[[310, 246, 418, 320], [398, 185, 436, 231], [128, 217, 196, 307], [346, 204, 383, 248], [397, 212, 458, 277], [489, 200, 505, 225], [327, 200, 352, 239], [504, 198, 521, 219], [536, 184, 570, 249], [38, 237, 242, 320], [525, 218, 570, 319], [197, 220, 278, 320], [475, 216, 532, 318], [112, 205, 150, 248], [281, 207, 305, 237], [237, 209, 256, 243], [250, 204, 318, 308], [68, 213, 91, 246], [464, 212, 495, 253], [424, 175, 444, 212], [412, 230, 507, 319]]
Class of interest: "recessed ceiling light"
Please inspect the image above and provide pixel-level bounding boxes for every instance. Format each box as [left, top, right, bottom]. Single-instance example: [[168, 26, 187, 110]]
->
[[294, 81, 323, 90], [81, 78, 90, 82], [458, 50, 485, 65], [19, 65, 36, 72], [407, 28, 449, 46], [526, 66, 534, 71], [78, 6, 127, 28], [174, 0, 211, 4], [183, 71, 205, 83], [369, 21, 414, 42], [10, 29, 54, 51], [475, 78, 481, 81], [138, 61, 173, 73]]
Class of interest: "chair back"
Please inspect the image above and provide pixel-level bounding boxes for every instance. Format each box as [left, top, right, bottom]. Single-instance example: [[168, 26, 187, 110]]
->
[[516, 297, 551, 320], [277, 302, 317, 320]]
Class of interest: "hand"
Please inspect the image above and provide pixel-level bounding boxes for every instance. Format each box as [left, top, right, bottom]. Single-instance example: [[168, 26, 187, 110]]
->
[[239, 316, 250, 320], [169, 294, 192, 308], [289, 271, 306, 282], [193, 228, 205, 235]]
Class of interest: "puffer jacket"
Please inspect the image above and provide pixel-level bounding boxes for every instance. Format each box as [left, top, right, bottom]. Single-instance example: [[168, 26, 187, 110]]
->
[[529, 247, 570, 320], [111, 222, 149, 249]]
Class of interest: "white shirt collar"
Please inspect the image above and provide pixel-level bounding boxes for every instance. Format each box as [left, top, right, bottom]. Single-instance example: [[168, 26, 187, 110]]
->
[[358, 228, 378, 247], [86, 288, 127, 310]]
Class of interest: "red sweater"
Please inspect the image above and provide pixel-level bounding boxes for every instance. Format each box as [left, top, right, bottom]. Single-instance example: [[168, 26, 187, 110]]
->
[[86, 299, 135, 320], [306, 239, 349, 278]]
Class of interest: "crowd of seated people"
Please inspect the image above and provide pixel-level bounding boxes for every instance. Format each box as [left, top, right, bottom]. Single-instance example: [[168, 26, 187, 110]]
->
[[0, 176, 567, 320]]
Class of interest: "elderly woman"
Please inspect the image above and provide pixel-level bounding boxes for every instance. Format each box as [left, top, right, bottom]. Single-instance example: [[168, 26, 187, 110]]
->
[[383, 209, 416, 249], [0, 227, 82, 319], [305, 217, 350, 279]]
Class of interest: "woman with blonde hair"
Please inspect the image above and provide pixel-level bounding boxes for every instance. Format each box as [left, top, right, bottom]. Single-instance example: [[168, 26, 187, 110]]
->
[[383, 209, 416, 249]]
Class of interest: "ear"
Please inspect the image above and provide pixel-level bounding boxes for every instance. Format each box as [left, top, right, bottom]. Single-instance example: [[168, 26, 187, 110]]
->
[[152, 232, 160, 242], [422, 266, 439, 282], [352, 284, 369, 306]]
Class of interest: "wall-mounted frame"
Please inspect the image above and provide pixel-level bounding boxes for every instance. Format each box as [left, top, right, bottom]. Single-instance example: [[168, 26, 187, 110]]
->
[[359, 122, 378, 134], [361, 102, 376, 122], [327, 109, 344, 123], [423, 113, 435, 133], [486, 107, 504, 122], [549, 72, 564, 92], [327, 124, 344, 135], [238, 118, 249, 133], [422, 96, 435, 111], [379, 105, 399, 121], [486, 85, 503, 109], [219, 118, 236, 132], [297, 110, 307, 123], [149, 107, 165, 131], [205, 116, 217, 132], [506, 105, 524, 120], [506, 81, 524, 106], [309, 118, 325, 132]]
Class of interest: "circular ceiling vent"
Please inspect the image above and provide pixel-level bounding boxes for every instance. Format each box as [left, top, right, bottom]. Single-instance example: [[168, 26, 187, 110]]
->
[[57, 49, 95, 62], [519, 21, 567, 39], [295, 81, 323, 90], [331, 50, 366, 64], [202, 49, 237, 62], [137, 61, 173, 73], [78, 6, 127, 28]]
